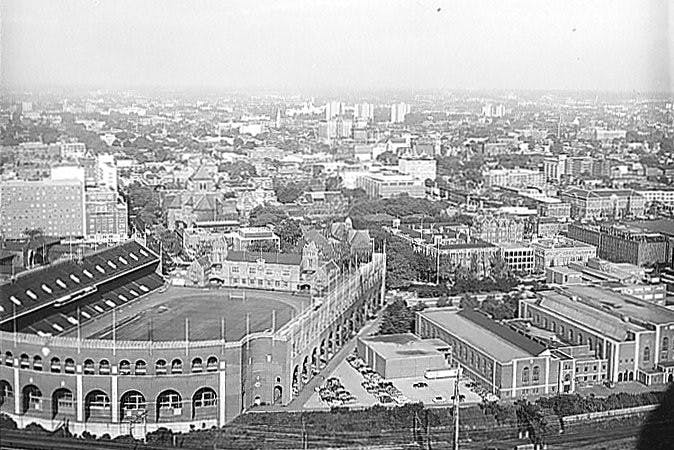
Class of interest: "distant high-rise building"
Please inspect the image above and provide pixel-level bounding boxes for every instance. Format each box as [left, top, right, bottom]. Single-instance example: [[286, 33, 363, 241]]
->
[[354, 103, 374, 121], [325, 101, 343, 120], [481, 103, 506, 118], [84, 187, 129, 244], [0, 179, 85, 239], [390, 102, 410, 123]]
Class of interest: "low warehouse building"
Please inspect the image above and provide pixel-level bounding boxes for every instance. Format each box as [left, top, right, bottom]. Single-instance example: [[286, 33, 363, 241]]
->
[[356, 334, 449, 379]]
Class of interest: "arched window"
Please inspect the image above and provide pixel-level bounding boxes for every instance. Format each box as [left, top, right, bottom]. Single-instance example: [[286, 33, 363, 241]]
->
[[569, 329, 574, 341], [20, 354, 30, 369], [85, 390, 110, 422], [543, 317, 548, 329], [50, 357, 61, 373], [532, 366, 540, 382], [33, 356, 42, 371], [191, 358, 203, 373], [644, 346, 650, 362], [663, 337, 669, 352], [171, 359, 183, 374], [157, 390, 182, 421], [522, 367, 530, 383], [206, 356, 218, 372], [588, 338, 594, 351], [577, 333, 583, 345], [4, 351, 13, 367], [551, 322, 557, 332], [135, 360, 147, 376], [64, 358, 75, 374], [83, 359, 95, 375], [0, 380, 13, 405], [119, 360, 131, 375], [560, 325, 565, 336], [193, 387, 217, 418], [99, 359, 110, 375], [120, 390, 146, 420], [155, 359, 167, 375]]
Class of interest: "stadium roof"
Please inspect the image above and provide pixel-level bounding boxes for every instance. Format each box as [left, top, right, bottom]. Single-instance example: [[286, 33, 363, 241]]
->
[[421, 308, 548, 363], [0, 241, 158, 324]]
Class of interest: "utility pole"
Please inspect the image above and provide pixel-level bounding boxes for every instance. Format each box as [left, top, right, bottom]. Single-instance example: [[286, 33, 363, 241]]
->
[[301, 414, 308, 450], [453, 367, 462, 450], [426, 409, 432, 450], [435, 240, 440, 285]]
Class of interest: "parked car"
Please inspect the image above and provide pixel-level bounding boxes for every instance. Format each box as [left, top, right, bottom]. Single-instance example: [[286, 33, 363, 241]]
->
[[432, 396, 445, 403], [413, 382, 428, 389]]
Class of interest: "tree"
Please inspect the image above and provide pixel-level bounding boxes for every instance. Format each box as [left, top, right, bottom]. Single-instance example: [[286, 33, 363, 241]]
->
[[126, 182, 162, 227], [411, 300, 426, 312], [378, 299, 416, 335], [325, 175, 342, 191], [275, 219, 303, 252], [275, 181, 307, 204], [249, 204, 288, 227], [459, 294, 479, 309], [436, 295, 451, 307], [385, 235, 421, 289], [515, 400, 547, 446], [376, 151, 398, 165]]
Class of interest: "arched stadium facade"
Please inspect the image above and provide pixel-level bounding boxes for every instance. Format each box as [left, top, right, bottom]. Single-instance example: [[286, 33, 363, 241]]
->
[[0, 241, 386, 437]]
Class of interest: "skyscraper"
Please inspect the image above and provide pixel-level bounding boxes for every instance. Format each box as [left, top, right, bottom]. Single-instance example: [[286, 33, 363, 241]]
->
[[390, 102, 410, 123]]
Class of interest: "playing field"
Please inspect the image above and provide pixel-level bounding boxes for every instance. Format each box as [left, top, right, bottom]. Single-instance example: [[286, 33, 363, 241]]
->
[[83, 286, 309, 342]]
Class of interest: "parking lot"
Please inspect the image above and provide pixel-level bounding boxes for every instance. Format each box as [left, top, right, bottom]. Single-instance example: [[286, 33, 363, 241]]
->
[[304, 351, 482, 410]]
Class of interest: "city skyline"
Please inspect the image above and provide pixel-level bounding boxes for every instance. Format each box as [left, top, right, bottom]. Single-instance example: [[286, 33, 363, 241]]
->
[[1, 0, 672, 93]]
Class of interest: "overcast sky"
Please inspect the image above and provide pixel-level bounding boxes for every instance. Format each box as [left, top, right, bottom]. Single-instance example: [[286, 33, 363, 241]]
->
[[1, 0, 672, 93]]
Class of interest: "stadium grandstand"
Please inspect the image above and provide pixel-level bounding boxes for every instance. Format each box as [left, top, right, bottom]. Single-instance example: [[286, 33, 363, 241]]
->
[[0, 240, 163, 335]]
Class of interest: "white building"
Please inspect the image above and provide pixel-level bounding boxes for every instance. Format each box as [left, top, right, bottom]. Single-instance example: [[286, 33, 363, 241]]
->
[[390, 103, 410, 123], [484, 168, 545, 189], [398, 155, 437, 182]]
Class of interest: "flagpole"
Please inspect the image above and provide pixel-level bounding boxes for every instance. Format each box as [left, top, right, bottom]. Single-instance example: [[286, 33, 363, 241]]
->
[[112, 307, 116, 356], [77, 306, 81, 354], [185, 317, 189, 356], [221, 317, 225, 355]]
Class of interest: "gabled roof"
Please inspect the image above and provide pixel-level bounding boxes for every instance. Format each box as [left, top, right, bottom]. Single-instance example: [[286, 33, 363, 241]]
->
[[194, 195, 216, 211], [190, 165, 214, 181]]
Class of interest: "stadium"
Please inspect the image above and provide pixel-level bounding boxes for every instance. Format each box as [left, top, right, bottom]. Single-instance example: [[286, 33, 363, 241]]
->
[[0, 240, 386, 437]]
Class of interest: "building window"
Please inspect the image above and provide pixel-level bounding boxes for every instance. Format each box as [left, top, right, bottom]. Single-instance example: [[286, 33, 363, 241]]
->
[[663, 337, 669, 352], [644, 346, 650, 362], [522, 367, 530, 383], [532, 366, 540, 383]]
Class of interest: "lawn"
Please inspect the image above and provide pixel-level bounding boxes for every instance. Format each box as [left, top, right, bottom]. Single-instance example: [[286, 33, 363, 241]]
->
[[88, 287, 307, 342]]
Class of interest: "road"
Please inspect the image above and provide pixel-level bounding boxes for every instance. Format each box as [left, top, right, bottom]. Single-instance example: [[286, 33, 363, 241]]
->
[[254, 314, 381, 412]]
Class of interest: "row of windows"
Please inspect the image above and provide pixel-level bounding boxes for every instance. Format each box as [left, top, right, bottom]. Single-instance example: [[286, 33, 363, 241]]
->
[[4, 352, 219, 376], [231, 278, 290, 288], [231, 267, 292, 277]]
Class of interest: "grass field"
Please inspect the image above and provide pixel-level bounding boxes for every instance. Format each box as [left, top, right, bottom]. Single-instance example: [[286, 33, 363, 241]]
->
[[86, 286, 309, 342]]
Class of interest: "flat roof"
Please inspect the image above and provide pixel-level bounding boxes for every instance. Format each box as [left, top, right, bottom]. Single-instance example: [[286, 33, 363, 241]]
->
[[360, 333, 447, 360], [420, 309, 546, 363]]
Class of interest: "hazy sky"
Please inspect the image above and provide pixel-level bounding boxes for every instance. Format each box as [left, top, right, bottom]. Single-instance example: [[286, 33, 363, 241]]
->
[[1, 0, 672, 92]]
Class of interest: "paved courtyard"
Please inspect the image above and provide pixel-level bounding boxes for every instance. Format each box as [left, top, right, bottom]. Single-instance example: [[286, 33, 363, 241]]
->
[[304, 354, 482, 409]]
